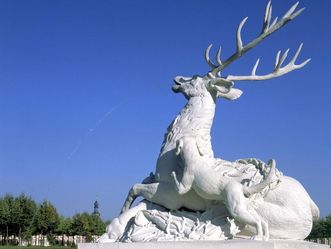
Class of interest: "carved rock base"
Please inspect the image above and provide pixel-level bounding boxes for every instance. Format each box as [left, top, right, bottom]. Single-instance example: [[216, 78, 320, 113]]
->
[[79, 240, 329, 249]]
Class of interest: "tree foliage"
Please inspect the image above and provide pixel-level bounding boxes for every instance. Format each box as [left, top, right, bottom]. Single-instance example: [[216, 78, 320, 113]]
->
[[89, 213, 106, 236], [0, 194, 37, 244], [0, 193, 329, 244], [0, 194, 13, 241], [0, 193, 109, 245], [56, 216, 73, 236], [71, 212, 105, 241], [33, 201, 59, 236], [14, 193, 37, 239], [307, 215, 331, 239]]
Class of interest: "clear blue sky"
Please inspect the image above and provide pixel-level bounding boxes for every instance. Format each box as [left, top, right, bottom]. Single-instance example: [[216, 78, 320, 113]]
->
[[0, 0, 330, 220]]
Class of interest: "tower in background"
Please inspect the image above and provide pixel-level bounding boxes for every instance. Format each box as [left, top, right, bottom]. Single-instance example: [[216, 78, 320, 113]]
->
[[93, 199, 100, 216]]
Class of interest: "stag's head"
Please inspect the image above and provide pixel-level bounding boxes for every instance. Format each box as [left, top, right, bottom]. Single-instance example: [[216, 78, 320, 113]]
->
[[172, 75, 242, 101], [172, 1, 310, 101]]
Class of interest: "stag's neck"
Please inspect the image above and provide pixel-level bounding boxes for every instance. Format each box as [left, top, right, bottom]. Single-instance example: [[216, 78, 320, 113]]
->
[[160, 94, 216, 156]]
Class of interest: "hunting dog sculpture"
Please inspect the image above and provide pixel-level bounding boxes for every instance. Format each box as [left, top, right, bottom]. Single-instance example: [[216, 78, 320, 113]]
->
[[172, 136, 277, 240]]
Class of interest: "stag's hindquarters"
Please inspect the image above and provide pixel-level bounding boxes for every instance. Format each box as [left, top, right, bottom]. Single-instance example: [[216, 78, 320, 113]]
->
[[243, 176, 319, 240]]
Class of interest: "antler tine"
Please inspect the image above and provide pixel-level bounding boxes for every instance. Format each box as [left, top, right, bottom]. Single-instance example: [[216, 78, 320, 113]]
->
[[236, 17, 248, 53], [291, 43, 311, 68], [268, 5, 272, 28], [276, 48, 290, 70], [283, 2, 300, 19], [291, 7, 305, 20], [263, 1, 272, 33], [205, 44, 217, 69], [269, 16, 278, 30], [264, 1, 272, 23], [208, 1, 305, 77], [275, 50, 281, 68], [226, 43, 310, 81], [252, 58, 260, 76], [297, 58, 311, 68], [291, 43, 303, 64], [216, 46, 223, 66]]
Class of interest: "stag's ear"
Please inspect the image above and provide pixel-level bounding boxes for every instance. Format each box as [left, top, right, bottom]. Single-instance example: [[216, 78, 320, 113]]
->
[[209, 78, 234, 94], [217, 88, 243, 100]]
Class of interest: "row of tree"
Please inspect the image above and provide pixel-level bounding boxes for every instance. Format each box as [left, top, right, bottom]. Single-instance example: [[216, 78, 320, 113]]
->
[[307, 215, 331, 240], [0, 193, 108, 245], [1, 193, 329, 245]]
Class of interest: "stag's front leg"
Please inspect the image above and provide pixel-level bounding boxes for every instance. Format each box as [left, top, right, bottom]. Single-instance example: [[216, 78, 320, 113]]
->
[[103, 200, 168, 242], [121, 183, 159, 213], [121, 181, 188, 213], [105, 201, 149, 242]]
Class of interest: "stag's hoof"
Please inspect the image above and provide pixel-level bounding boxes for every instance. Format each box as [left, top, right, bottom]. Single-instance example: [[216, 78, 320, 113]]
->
[[251, 235, 263, 241], [105, 217, 126, 242], [97, 233, 116, 243]]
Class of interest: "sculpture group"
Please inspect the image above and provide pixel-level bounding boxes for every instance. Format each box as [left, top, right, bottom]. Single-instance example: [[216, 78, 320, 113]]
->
[[99, 1, 319, 242]]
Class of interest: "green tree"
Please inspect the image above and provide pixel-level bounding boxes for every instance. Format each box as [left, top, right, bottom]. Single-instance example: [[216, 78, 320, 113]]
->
[[56, 216, 73, 245], [33, 201, 59, 245], [72, 212, 92, 241], [12, 193, 37, 244], [324, 215, 331, 238], [0, 195, 12, 244], [307, 215, 331, 240], [89, 214, 106, 236], [71, 212, 107, 242], [0, 194, 37, 245]]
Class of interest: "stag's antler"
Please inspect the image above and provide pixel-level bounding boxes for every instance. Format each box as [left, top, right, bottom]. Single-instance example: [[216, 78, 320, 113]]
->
[[226, 43, 310, 81], [205, 1, 310, 80]]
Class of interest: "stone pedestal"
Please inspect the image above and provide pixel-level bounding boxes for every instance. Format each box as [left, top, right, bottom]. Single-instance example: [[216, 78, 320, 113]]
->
[[79, 240, 329, 249]]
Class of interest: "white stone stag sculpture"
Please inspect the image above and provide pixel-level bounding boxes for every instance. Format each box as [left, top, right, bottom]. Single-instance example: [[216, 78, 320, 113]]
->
[[100, 1, 319, 242]]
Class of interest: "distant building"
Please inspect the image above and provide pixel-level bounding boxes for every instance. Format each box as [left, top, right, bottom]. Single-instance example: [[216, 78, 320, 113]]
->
[[93, 200, 100, 216]]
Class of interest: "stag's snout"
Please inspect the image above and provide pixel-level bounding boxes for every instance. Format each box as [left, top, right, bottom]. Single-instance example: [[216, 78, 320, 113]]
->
[[172, 76, 188, 93], [172, 78, 181, 93]]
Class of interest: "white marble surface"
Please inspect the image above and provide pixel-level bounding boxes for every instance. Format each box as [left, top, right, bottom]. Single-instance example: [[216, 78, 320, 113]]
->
[[81, 240, 329, 249]]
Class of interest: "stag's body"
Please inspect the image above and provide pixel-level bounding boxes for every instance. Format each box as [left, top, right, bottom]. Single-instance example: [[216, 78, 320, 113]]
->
[[117, 75, 318, 241], [121, 84, 219, 213], [156, 85, 216, 182]]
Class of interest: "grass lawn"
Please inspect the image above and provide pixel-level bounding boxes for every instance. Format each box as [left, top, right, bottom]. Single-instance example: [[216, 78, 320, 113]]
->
[[0, 246, 76, 249]]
